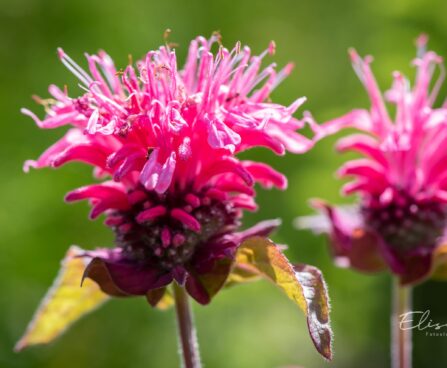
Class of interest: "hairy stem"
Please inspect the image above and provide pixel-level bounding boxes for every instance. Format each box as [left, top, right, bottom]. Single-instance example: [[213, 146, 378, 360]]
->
[[391, 278, 413, 368], [173, 283, 202, 368]]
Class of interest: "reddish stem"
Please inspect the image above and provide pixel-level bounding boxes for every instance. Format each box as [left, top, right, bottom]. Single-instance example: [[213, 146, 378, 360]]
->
[[391, 278, 412, 368], [173, 283, 202, 368]]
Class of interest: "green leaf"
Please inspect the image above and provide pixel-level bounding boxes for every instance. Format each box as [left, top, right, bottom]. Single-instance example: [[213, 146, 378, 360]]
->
[[234, 236, 332, 360], [431, 244, 447, 281], [154, 290, 175, 310], [15, 246, 109, 351]]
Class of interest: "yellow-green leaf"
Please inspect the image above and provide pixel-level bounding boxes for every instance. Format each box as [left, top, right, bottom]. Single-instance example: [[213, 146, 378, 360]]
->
[[155, 290, 174, 310], [235, 236, 332, 360], [15, 246, 109, 351], [225, 263, 261, 288]]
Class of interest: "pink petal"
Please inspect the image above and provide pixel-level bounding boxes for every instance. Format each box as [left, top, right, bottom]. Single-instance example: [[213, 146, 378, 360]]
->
[[243, 161, 287, 189], [140, 150, 176, 194], [155, 152, 176, 194], [65, 182, 128, 204], [136, 205, 167, 223], [206, 117, 241, 153], [337, 159, 386, 181], [23, 129, 85, 172], [336, 134, 387, 167], [171, 208, 201, 232], [197, 157, 253, 187]]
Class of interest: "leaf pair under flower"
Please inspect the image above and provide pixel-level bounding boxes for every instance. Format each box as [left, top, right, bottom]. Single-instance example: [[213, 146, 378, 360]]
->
[[16, 237, 332, 360]]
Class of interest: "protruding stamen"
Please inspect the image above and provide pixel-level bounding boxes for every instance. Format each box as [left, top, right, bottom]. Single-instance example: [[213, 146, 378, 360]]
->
[[57, 48, 93, 87]]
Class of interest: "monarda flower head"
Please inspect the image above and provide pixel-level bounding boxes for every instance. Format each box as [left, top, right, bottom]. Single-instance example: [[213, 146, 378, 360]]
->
[[23, 34, 313, 304], [17, 35, 334, 362], [300, 36, 447, 285]]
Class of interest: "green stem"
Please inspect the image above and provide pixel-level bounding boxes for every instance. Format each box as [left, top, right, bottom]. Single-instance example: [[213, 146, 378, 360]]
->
[[173, 283, 202, 368], [391, 278, 413, 368]]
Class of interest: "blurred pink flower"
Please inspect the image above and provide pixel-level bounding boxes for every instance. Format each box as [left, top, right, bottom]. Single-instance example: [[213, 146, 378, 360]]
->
[[24, 35, 316, 304], [303, 36, 447, 285]]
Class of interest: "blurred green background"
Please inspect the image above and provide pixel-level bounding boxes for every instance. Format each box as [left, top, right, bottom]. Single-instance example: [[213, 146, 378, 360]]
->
[[1, 0, 447, 367]]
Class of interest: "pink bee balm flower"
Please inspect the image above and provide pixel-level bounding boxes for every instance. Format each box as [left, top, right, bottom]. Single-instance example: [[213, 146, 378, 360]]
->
[[301, 36, 447, 285], [23, 35, 315, 304]]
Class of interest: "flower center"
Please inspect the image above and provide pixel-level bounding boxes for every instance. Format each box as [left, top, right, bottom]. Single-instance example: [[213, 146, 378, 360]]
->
[[106, 187, 240, 270], [362, 190, 447, 251]]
